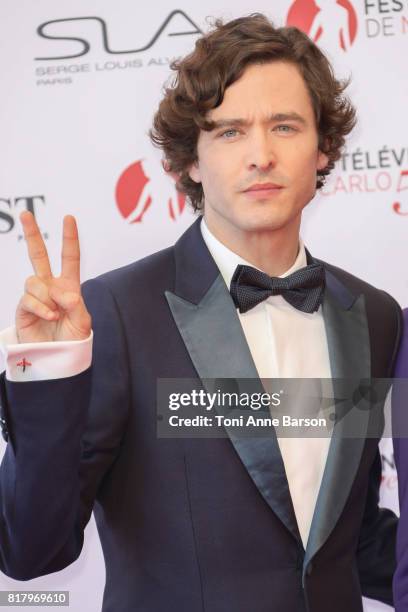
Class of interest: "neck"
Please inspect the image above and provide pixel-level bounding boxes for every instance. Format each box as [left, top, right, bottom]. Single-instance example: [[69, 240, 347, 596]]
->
[[203, 213, 301, 277]]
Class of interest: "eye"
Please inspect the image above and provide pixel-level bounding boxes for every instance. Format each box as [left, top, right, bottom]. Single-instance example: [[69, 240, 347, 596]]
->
[[274, 125, 296, 133], [219, 128, 240, 138]]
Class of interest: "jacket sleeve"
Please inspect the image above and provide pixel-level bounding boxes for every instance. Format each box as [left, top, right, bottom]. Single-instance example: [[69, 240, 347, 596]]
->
[[0, 277, 130, 580], [356, 447, 398, 605], [357, 294, 404, 605], [392, 308, 408, 610]]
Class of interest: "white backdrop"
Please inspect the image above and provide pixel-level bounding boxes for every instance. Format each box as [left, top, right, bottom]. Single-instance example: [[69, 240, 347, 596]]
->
[[0, 1, 407, 610]]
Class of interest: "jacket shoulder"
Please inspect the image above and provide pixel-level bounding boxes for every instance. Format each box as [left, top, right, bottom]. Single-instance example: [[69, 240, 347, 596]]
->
[[320, 259, 403, 372], [321, 259, 401, 315], [82, 245, 175, 296]]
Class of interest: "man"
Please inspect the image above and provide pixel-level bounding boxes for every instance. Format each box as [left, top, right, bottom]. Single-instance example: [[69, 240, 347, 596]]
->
[[0, 13, 402, 612]]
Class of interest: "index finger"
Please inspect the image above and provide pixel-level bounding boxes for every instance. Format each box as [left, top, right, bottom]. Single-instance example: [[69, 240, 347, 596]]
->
[[61, 215, 80, 283], [20, 211, 53, 280]]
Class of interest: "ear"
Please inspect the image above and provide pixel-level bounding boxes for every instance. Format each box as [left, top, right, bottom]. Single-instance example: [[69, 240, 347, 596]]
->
[[188, 160, 201, 184], [317, 150, 329, 171]]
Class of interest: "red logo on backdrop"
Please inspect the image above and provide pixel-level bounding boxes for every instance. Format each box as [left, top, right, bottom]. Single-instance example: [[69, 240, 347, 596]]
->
[[286, 0, 358, 51], [393, 170, 408, 215], [115, 159, 186, 223]]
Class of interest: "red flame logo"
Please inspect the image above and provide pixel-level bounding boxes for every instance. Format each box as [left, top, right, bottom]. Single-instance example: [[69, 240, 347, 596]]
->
[[116, 159, 186, 223], [286, 0, 358, 51]]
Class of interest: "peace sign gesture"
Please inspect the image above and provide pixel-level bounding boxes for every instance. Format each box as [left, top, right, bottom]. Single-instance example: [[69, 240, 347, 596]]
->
[[15, 212, 92, 343]]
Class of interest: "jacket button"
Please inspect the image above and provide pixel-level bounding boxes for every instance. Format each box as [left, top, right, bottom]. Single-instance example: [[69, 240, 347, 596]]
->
[[306, 563, 313, 576]]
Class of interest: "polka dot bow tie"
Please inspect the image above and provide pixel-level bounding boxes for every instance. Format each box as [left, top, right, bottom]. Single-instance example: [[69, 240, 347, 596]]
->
[[229, 262, 326, 314]]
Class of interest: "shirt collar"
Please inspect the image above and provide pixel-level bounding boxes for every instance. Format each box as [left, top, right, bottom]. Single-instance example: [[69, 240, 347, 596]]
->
[[200, 217, 307, 289]]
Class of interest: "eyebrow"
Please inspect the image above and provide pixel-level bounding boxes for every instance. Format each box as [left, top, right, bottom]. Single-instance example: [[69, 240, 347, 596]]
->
[[210, 112, 308, 130]]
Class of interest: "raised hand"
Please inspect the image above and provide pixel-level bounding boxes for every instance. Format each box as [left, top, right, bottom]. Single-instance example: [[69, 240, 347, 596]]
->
[[15, 212, 92, 343]]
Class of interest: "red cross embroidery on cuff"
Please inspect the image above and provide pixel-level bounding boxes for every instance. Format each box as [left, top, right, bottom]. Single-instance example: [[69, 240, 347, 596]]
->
[[17, 358, 32, 372]]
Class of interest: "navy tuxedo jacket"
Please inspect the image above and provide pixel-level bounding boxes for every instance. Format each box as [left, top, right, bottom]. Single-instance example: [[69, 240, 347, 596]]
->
[[0, 217, 403, 612]]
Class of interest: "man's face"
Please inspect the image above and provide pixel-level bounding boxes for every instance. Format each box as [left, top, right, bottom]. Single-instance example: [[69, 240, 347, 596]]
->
[[188, 61, 328, 236]]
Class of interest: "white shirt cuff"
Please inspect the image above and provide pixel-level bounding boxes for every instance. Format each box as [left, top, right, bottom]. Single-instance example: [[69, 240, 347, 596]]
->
[[0, 326, 93, 382]]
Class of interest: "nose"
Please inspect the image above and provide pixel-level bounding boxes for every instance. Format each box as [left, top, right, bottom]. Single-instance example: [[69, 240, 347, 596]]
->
[[246, 129, 277, 172]]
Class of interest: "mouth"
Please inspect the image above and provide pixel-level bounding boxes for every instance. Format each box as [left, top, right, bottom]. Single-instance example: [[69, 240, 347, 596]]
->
[[242, 183, 284, 198]]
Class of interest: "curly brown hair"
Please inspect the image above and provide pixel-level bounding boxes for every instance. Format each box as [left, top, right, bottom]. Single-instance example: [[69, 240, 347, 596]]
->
[[149, 13, 356, 213]]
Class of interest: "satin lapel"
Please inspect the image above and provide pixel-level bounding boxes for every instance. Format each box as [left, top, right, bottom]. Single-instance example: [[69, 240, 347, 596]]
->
[[165, 272, 301, 544], [303, 271, 371, 576]]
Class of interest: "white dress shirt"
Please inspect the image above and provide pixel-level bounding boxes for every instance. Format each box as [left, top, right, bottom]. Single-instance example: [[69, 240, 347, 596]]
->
[[200, 220, 332, 548], [0, 219, 332, 547]]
